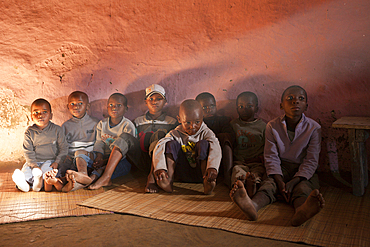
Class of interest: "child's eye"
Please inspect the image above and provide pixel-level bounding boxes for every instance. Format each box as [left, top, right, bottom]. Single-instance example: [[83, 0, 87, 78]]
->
[[203, 105, 215, 110], [299, 96, 305, 100], [43, 111, 48, 114], [196, 121, 200, 124], [287, 96, 293, 100], [116, 104, 122, 107], [77, 102, 83, 106], [238, 105, 244, 109], [70, 103, 74, 106]]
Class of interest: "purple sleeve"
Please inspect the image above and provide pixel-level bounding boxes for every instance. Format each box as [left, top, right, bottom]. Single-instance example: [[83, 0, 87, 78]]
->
[[295, 127, 321, 179], [264, 123, 283, 177]]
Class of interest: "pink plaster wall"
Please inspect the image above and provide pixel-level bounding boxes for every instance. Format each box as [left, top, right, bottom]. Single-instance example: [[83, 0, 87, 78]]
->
[[0, 0, 369, 171]]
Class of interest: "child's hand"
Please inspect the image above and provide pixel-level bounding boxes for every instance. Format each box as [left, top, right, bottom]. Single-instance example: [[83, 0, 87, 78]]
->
[[154, 169, 168, 181], [285, 177, 301, 201], [50, 162, 59, 169], [93, 153, 104, 169], [204, 168, 218, 182], [274, 174, 289, 202]]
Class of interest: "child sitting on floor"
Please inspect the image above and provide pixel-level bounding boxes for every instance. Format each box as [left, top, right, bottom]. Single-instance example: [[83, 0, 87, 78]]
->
[[88, 93, 136, 190], [135, 84, 178, 193], [55, 91, 99, 192], [230, 85, 325, 226], [230, 92, 266, 197], [195, 92, 235, 188], [12, 98, 68, 192], [152, 99, 221, 195]]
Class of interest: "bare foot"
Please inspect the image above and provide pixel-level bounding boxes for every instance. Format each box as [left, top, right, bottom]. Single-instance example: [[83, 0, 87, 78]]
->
[[145, 173, 159, 193], [44, 169, 63, 191], [89, 174, 99, 185], [88, 175, 112, 190], [44, 169, 58, 179], [230, 180, 258, 221], [66, 170, 92, 185], [62, 174, 76, 193], [291, 189, 325, 226], [245, 172, 257, 197], [236, 174, 246, 184], [203, 178, 216, 195], [156, 170, 172, 193], [71, 182, 87, 191]]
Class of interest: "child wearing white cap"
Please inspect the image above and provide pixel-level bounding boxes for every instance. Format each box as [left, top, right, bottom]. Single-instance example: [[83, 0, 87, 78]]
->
[[134, 84, 178, 193]]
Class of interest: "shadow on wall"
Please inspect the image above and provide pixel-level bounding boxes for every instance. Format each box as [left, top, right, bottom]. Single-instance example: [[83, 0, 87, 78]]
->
[[318, 80, 370, 173], [224, 75, 288, 123], [89, 90, 147, 122], [123, 65, 234, 119]]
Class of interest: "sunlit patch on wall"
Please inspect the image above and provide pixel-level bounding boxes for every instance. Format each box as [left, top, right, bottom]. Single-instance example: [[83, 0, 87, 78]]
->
[[0, 88, 29, 161]]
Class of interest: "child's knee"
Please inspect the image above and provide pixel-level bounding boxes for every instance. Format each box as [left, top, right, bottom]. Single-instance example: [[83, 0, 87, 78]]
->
[[196, 140, 209, 149], [165, 140, 182, 160], [110, 139, 128, 155], [74, 150, 89, 157], [151, 130, 166, 141], [195, 140, 209, 160]]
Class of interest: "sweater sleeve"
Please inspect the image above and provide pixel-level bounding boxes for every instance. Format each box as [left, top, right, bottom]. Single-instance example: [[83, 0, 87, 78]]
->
[[152, 133, 175, 172], [54, 126, 68, 164], [23, 129, 37, 164], [93, 121, 105, 154], [203, 128, 222, 172], [125, 120, 137, 138], [295, 126, 321, 179], [264, 123, 283, 177]]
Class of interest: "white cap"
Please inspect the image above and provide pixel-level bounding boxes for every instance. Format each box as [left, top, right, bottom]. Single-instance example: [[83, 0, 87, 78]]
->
[[145, 84, 166, 99]]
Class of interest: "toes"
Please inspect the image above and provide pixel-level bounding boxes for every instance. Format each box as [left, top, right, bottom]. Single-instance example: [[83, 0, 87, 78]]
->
[[235, 180, 244, 188], [311, 189, 319, 196]]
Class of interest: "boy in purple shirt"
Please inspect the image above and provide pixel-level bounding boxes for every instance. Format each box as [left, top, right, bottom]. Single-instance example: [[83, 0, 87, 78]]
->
[[230, 85, 325, 226]]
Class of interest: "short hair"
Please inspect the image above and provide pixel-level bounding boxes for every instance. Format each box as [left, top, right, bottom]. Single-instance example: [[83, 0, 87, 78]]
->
[[108, 93, 127, 107], [236, 92, 258, 106], [281, 85, 307, 102], [32, 98, 52, 112], [195, 92, 216, 103], [68, 91, 89, 103], [180, 99, 202, 112]]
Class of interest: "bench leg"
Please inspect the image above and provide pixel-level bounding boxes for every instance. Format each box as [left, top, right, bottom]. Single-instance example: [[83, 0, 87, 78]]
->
[[348, 129, 369, 196]]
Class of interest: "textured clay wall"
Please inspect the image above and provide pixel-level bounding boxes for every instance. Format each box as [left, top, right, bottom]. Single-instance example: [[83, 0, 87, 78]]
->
[[0, 0, 369, 171]]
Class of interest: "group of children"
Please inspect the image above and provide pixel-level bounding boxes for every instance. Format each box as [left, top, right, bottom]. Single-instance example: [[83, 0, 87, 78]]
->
[[12, 84, 325, 226]]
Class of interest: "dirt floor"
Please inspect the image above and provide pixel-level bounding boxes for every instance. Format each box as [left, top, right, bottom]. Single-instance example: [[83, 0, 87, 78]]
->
[[0, 161, 354, 247]]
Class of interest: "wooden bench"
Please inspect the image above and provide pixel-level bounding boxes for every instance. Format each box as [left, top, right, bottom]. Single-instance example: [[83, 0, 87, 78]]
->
[[332, 117, 370, 196]]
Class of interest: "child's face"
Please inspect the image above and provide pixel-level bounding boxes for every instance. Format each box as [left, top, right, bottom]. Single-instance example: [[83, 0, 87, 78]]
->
[[67, 94, 89, 119], [145, 93, 166, 115], [107, 96, 127, 120], [178, 107, 203, 136], [198, 97, 217, 118], [31, 102, 52, 130], [280, 87, 307, 118], [237, 95, 258, 122]]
